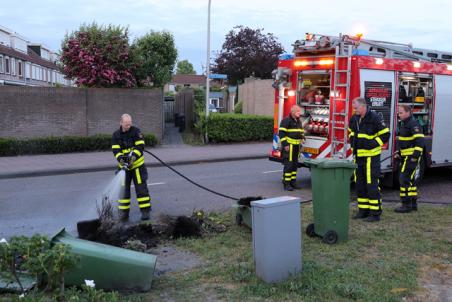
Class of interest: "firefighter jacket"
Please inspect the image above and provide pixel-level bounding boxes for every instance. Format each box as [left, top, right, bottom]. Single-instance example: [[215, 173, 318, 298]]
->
[[397, 116, 425, 158], [348, 109, 390, 157], [279, 115, 305, 148], [112, 126, 146, 170]]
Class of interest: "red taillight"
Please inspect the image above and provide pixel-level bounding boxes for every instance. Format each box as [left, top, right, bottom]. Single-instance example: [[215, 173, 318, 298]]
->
[[271, 150, 281, 158]]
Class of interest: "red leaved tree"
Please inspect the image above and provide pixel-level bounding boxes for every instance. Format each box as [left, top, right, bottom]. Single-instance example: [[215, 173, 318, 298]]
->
[[60, 23, 137, 87]]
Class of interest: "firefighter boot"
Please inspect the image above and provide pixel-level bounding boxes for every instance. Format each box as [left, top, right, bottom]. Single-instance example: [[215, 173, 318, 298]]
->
[[364, 215, 380, 222], [283, 183, 294, 191], [140, 208, 151, 221], [394, 202, 412, 213], [411, 197, 418, 211], [352, 209, 369, 219], [290, 180, 301, 190], [119, 210, 129, 222]]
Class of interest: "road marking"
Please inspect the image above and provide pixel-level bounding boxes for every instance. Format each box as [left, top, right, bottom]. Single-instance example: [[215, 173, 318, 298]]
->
[[131, 182, 166, 188], [148, 182, 166, 186], [262, 170, 283, 174]]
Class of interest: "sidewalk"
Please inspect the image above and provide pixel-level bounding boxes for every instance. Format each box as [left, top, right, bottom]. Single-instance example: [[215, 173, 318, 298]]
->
[[0, 142, 271, 179]]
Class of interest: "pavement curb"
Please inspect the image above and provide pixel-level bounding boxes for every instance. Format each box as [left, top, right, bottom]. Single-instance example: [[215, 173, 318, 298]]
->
[[0, 155, 269, 179]]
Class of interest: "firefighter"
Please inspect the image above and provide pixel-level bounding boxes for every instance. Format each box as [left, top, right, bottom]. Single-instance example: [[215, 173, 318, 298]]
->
[[348, 97, 390, 222], [394, 104, 425, 213], [112, 114, 151, 222], [279, 105, 305, 191]]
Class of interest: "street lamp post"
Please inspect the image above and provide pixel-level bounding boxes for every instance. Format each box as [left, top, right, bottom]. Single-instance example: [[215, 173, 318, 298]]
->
[[205, 0, 211, 143]]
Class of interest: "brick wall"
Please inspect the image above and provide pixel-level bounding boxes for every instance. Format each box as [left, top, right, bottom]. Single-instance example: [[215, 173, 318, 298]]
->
[[238, 77, 274, 116], [0, 86, 163, 141]]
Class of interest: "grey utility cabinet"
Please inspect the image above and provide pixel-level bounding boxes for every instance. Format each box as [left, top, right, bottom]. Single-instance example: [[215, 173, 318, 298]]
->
[[251, 196, 302, 283]]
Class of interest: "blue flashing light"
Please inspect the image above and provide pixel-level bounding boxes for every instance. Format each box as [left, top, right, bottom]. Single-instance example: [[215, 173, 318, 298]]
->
[[352, 49, 369, 56], [279, 53, 295, 60]]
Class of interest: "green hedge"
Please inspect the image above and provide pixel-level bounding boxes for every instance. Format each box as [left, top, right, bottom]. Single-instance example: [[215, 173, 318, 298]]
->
[[234, 101, 243, 114], [202, 113, 273, 143], [0, 134, 157, 156]]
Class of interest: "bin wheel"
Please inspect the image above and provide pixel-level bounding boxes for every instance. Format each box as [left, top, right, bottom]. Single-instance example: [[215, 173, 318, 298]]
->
[[235, 213, 243, 225], [323, 230, 338, 244], [306, 223, 316, 237]]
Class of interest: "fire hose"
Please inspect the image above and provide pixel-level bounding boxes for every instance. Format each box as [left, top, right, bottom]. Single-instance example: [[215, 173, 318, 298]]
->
[[142, 149, 316, 204], [123, 149, 449, 206], [142, 149, 239, 201]]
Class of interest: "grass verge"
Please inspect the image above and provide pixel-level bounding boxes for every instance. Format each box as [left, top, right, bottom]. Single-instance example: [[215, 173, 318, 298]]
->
[[3, 204, 449, 301], [146, 203, 451, 302]]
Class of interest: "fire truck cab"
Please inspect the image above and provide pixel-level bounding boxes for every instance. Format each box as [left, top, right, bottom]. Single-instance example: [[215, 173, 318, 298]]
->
[[270, 33, 452, 184]]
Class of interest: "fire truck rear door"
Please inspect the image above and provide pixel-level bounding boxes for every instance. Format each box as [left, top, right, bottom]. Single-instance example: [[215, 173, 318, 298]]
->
[[432, 75, 452, 164], [359, 69, 396, 170]]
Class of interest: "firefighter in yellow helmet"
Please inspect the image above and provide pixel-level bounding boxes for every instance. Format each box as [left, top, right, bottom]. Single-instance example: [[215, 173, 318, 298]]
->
[[111, 114, 151, 222], [348, 97, 390, 222]]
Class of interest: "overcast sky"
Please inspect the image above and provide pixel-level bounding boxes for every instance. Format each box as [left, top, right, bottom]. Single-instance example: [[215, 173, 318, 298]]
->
[[2, 0, 451, 73]]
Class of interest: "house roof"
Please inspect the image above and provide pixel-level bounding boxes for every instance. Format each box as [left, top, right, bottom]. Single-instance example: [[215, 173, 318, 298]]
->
[[171, 74, 206, 85], [0, 44, 59, 70], [27, 47, 60, 69]]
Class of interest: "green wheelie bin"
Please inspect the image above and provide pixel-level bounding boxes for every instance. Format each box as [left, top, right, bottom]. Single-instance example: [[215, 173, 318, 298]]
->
[[304, 158, 356, 244], [51, 229, 157, 291]]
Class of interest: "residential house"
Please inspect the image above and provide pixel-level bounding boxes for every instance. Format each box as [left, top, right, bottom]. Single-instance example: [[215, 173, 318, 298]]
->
[[0, 25, 71, 86], [165, 73, 232, 111], [165, 74, 207, 92]]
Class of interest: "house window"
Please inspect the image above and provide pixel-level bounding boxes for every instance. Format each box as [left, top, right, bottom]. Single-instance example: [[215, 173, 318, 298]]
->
[[209, 98, 220, 108], [5, 57, 10, 74], [0, 55, 3, 73], [11, 58, 15, 75], [25, 62, 31, 78], [18, 61, 23, 77]]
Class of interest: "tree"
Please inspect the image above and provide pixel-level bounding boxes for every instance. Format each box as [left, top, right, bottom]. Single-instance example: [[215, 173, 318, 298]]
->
[[60, 23, 136, 87], [176, 60, 196, 75], [212, 26, 284, 85], [132, 31, 178, 87]]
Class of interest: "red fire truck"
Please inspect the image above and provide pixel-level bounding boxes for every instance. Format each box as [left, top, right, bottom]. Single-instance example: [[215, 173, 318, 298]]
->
[[269, 33, 452, 183]]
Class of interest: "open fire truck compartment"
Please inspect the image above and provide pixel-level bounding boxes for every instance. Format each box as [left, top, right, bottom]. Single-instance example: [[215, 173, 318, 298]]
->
[[270, 33, 452, 178]]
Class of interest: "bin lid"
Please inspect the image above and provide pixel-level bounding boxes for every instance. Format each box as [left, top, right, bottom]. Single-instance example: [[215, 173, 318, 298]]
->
[[304, 158, 357, 169], [251, 196, 300, 208]]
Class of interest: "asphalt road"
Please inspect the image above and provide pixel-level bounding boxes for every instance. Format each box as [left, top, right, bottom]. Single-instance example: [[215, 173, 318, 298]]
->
[[0, 159, 311, 238], [1, 159, 451, 239]]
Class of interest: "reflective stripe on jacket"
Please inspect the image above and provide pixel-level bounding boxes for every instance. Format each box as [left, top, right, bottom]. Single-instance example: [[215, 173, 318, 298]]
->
[[348, 109, 390, 157], [397, 116, 425, 157], [279, 115, 305, 148], [112, 126, 146, 170]]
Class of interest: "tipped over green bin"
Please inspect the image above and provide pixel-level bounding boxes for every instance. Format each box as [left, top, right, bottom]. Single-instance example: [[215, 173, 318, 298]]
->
[[233, 204, 252, 228], [304, 158, 356, 244], [51, 229, 157, 291]]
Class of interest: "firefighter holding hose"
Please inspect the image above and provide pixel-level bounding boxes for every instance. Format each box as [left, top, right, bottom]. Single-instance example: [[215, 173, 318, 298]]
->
[[348, 97, 390, 222], [279, 105, 305, 191], [111, 114, 151, 222]]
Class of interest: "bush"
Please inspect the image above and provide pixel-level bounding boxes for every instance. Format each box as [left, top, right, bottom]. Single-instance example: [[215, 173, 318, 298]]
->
[[193, 87, 206, 115], [200, 113, 273, 143], [234, 101, 243, 114], [0, 235, 78, 297], [0, 134, 157, 156]]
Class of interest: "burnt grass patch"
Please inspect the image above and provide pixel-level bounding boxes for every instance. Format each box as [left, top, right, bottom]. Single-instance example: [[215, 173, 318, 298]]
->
[[76, 197, 228, 251]]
